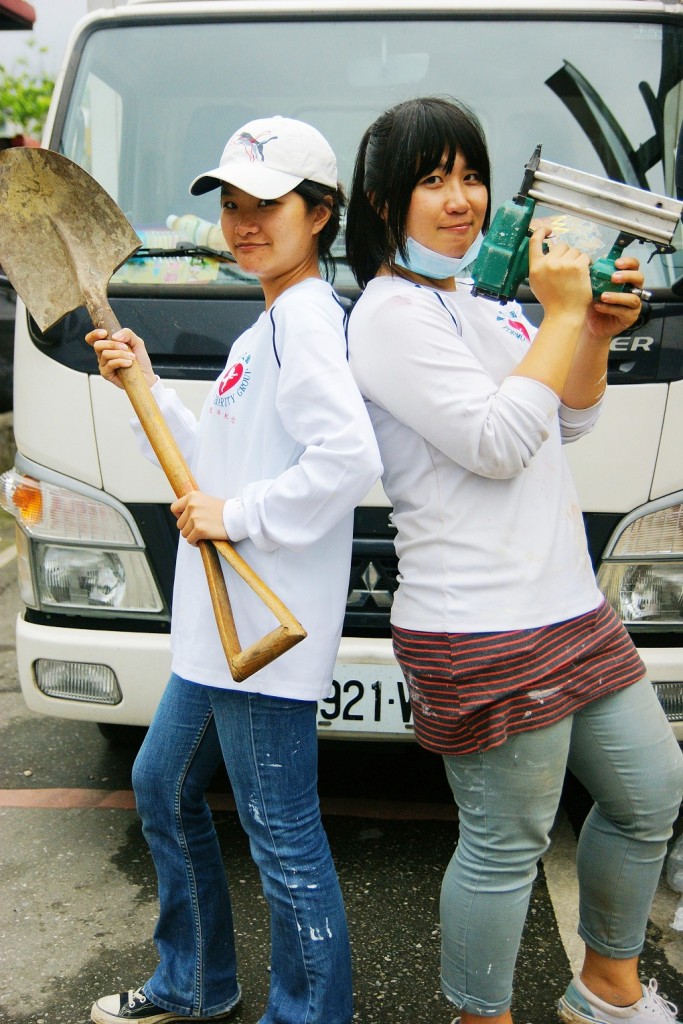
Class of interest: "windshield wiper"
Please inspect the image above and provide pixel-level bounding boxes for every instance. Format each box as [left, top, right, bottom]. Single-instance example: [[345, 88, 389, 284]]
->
[[131, 242, 237, 263]]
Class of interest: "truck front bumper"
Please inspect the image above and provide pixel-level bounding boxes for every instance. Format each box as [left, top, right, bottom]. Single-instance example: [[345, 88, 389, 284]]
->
[[16, 615, 683, 742], [15, 617, 412, 740]]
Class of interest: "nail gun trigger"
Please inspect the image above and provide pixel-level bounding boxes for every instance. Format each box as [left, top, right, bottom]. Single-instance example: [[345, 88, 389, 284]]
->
[[646, 243, 676, 263]]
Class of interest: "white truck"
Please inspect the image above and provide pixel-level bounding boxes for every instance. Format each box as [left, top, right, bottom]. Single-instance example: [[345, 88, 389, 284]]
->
[[2, 0, 682, 742]]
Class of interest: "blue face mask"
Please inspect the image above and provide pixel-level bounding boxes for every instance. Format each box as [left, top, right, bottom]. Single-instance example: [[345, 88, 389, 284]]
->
[[394, 232, 484, 280]]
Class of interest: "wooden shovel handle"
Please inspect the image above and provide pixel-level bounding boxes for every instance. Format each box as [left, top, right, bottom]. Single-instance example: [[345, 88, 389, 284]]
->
[[90, 305, 306, 681]]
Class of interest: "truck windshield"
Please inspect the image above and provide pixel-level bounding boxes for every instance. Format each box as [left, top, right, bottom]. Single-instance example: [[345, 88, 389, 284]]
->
[[57, 13, 683, 290]]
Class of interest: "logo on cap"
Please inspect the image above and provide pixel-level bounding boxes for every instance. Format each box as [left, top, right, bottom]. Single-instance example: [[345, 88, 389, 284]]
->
[[234, 131, 278, 163]]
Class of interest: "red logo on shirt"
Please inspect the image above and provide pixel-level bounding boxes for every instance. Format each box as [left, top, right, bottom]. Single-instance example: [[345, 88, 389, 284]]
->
[[496, 306, 532, 344], [508, 318, 531, 343], [218, 362, 244, 395]]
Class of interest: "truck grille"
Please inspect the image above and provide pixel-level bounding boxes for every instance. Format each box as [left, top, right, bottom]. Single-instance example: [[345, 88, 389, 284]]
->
[[653, 683, 683, 722], [344, 508, 398, 636], [132, 503, 399, 637]]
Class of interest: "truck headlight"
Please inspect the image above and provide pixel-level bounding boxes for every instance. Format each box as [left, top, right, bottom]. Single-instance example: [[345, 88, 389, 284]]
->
[[34, 544, 162, 612], [596, 500, 683, 627], [0, 470, 166, 618]]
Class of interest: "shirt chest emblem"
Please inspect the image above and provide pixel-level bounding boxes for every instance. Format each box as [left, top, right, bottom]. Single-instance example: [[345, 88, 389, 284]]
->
[[218, 361, 244, 395], [496, 306, 531, 344], [213, 353, 252, 409]]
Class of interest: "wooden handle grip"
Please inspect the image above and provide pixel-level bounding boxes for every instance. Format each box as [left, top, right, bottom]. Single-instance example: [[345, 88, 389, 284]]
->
[[89, 304, 306, 679]]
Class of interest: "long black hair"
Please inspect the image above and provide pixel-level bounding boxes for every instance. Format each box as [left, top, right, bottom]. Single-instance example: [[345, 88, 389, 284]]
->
[[294, 178, 346, 282], [346, 97, 492, 288]]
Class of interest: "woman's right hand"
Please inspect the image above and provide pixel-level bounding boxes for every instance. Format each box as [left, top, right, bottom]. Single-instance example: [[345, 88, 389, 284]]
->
[[527, 226, 593, 319], [511, 227, 594, 397], [85, 327, 157, 391]]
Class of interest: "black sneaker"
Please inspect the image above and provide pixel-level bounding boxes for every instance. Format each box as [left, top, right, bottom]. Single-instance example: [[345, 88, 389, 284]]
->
[[91, 987, 241, 1024]]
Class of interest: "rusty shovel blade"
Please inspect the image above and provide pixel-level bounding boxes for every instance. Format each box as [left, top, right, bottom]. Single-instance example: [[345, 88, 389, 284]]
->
[[0, 147, 141, 331], [0, 147, 306, 680]]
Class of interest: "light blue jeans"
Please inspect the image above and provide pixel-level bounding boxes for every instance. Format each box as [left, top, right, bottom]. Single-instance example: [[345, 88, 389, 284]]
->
[[131, 674, 353, 1024], [440, 678, 683, 1016]]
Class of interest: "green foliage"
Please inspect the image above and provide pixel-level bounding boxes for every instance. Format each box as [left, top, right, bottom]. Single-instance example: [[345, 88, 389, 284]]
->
[[0, 41, 54, 139]]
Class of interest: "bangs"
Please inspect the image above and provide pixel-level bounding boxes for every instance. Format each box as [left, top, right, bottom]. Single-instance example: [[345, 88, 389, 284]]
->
[[411, 103, 488, 184]]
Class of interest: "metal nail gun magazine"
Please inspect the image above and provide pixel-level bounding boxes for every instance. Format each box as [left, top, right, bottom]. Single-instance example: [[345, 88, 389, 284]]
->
[[471, 145, 683, 303]]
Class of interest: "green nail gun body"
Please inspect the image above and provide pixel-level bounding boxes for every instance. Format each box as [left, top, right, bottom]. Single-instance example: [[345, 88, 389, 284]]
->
[[471, 144, 683, 303]]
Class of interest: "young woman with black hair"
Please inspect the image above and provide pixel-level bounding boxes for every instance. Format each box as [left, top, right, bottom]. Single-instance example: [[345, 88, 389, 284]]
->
[[86, 116, 381, 1024], [346, 95, 683, 1024]]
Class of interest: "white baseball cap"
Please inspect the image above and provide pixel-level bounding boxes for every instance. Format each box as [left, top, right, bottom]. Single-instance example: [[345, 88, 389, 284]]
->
[[189, 116, 338, 199]]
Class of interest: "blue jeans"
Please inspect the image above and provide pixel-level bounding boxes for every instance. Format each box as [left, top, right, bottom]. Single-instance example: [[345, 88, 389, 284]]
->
[[131, 674, 353, 1024], [440, 678, 683, 1016]]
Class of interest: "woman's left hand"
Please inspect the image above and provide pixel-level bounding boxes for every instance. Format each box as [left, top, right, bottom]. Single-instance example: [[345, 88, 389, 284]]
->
[[584, 255, 645, 340], [171, 491, 229, 546]]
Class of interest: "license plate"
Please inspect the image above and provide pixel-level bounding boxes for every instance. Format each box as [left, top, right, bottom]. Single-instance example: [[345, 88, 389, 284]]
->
[[316, 663, 414, 737]]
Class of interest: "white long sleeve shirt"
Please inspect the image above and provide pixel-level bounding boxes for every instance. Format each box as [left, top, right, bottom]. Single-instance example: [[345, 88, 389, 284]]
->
[[347, 276, 604, 633], [133, 278, 382, 699]]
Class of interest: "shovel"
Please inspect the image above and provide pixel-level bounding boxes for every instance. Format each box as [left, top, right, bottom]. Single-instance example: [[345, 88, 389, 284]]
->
[[0, 146, 306, 681]]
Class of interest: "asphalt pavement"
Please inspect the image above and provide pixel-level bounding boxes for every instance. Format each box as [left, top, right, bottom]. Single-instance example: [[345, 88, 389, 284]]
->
[[1, 538, 683, 1024]]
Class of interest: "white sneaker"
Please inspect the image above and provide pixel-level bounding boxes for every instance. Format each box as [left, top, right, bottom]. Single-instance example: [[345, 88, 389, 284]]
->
[[558, 976, 679, 1024]]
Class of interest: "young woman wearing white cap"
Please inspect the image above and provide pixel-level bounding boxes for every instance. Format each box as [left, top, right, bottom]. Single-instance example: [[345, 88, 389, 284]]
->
[[85, 116, 381, 1024]]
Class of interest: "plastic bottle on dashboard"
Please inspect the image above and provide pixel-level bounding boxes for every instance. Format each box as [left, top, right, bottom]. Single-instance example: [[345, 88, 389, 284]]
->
[[166, 214, 225, 250]]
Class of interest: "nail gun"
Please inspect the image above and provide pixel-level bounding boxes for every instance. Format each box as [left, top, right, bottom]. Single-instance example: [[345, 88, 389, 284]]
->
[[470, 144, 683, 304]]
